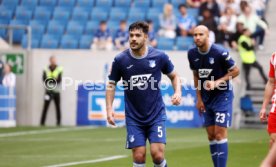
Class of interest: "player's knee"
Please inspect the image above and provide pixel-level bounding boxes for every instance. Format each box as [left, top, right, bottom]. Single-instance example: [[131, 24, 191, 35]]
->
[[215, 133, 225, 141], [208, 134, 216, 141], [269, 138, 275, 148], [133, 152, 146, 163], [151, 151, 164, 164]]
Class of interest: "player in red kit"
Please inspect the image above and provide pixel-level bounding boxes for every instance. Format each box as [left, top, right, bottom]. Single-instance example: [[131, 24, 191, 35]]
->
[[259, 52, 276, 167]]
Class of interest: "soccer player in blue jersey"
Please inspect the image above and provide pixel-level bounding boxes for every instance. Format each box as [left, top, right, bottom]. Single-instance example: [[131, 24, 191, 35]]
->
[[106, 21, 182, 167], [188, 25, 240, 167]]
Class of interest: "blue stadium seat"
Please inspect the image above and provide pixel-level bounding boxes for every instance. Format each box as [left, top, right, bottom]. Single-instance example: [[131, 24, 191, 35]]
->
[[21, 34, 41, 48], [60, 34, 79, 49], [171, 0, 186, 8], [33, 7, 52, 22], [76, 0, 95, 7], [66, 21, 84, 37], [152, 0, 169, 8], [15, 7, 32, 22], [1, 0, 19, 11], [40, 34, 60, 48], [85, 21, 99, 35], [47, 20, 65, 38], [114, 0, 131, 7], [9, 19, 29, 43], [0, 8, 13, 20], [128, 12, 146, 23], [95, 0, 113, 9], [90, 7, 109, 22], [30, 20, 45, 37], [52, 10, 70, 25], [73, 6, 91, 14], [109, 7, 127, 21], [72, 9, 89, 25], [133, 0, 151, 9], [21, 0, 38, 10], [157, 37, 175, 50], [147, 8, 162, 22], [0, 18, 9, 39], [176, 36, 193, 50], [58, 0, 76, 7], [107, 20, 120, 37], [39, 0, 57, 7], [79, 34, 93, 49], [187, 8, 199, 18], [129, 7, 148, 15]]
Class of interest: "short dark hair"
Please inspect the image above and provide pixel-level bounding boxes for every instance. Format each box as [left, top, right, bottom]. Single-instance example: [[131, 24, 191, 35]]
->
[[100, 21, 107, 25], [178, 3, 187, 10], [129, 21, 149, 34]]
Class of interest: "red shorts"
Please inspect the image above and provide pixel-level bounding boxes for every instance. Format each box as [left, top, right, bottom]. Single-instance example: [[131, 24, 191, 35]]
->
[[268, 113, 276, 134]]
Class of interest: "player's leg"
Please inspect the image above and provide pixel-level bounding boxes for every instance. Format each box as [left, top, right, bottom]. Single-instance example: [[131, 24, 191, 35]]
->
[[206, 125, 218, 167], [53, 92, 61, 126], [40, 92, 51, 126], [213, 102, 233, 167], [132, 146, 147, 167], [126, 125, 147, 167], [242, 63, 251, 89], [148, 121, 167, 167], [203, 108, 218, 167], [252, 61, 268, 83]]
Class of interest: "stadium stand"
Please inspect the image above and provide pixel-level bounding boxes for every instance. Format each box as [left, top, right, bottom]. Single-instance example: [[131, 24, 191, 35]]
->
[[0, 0, 269, 50]]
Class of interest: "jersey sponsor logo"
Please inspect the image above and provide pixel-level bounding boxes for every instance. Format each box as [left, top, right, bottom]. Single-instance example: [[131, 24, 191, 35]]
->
[[209, 57, 214, 64], [130, 74, 152, 86], [198, 69, 213, 78], [194, 58, 200, 62], [149, 60, 156, 68]]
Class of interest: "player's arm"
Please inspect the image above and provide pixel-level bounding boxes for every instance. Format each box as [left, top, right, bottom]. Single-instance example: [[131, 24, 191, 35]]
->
[[260, 77, 275, 121], [193, 70, 205, 113], [206, 66, 240, 91], [167, 71, 181, 105], [106, 81, 116, 126]]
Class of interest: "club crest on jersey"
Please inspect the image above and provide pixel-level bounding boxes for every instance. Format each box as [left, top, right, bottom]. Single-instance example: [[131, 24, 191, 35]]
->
[[129, 135, 135, 143], [130, 74, 152, 86], [209, 57, 214, 64], [198, 69, 213, 78], [149, 60, 156, 68]]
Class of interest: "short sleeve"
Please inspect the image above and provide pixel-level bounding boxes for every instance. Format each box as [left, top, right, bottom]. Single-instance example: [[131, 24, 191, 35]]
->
[[187, 50, 196, 70], [161, 53, 174, 74], [220, 51, 236, 70], [108, 58, 121, 83], [269, 53, 276, 78]]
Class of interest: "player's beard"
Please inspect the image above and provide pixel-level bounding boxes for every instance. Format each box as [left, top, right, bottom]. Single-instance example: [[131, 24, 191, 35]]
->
[[130, 41, 144, 52]]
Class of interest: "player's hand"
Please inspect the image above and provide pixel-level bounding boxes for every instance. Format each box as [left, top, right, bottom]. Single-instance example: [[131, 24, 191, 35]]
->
[[205, 80, 217, 91], [106, 109, 116, 126], [259, 108, 267, 122], [196, 100, 205, 116], [171, 92, 182, 106]]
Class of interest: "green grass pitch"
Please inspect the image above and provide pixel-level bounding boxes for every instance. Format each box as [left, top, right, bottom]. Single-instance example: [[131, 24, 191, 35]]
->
[[0, 127, 269, 167]]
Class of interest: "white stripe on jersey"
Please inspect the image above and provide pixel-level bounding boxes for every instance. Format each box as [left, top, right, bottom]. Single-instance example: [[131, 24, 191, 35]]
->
[[270, 52, 276, 113]]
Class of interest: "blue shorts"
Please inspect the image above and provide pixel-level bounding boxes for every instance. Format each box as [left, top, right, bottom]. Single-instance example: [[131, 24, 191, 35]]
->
[[203, 100, 233, 128], [125, 121, 166, 149]]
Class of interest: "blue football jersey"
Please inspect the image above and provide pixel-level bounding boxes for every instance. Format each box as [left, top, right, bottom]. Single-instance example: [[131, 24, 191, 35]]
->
[[109, 47, 174, 125], [188, 44, 236, 105]]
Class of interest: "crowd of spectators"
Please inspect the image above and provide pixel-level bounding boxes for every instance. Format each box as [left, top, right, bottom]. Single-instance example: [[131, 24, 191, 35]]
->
[[90, 0, 268, 51]]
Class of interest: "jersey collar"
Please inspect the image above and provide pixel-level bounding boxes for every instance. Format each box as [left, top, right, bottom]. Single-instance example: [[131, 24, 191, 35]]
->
[[129, 46, 149, 59], [198, 43, 212, 55]]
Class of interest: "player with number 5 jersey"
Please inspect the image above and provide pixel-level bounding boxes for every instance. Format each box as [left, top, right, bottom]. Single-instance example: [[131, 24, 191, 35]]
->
[[187, 25, 240, 167], [106, 21, 182, 167]]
